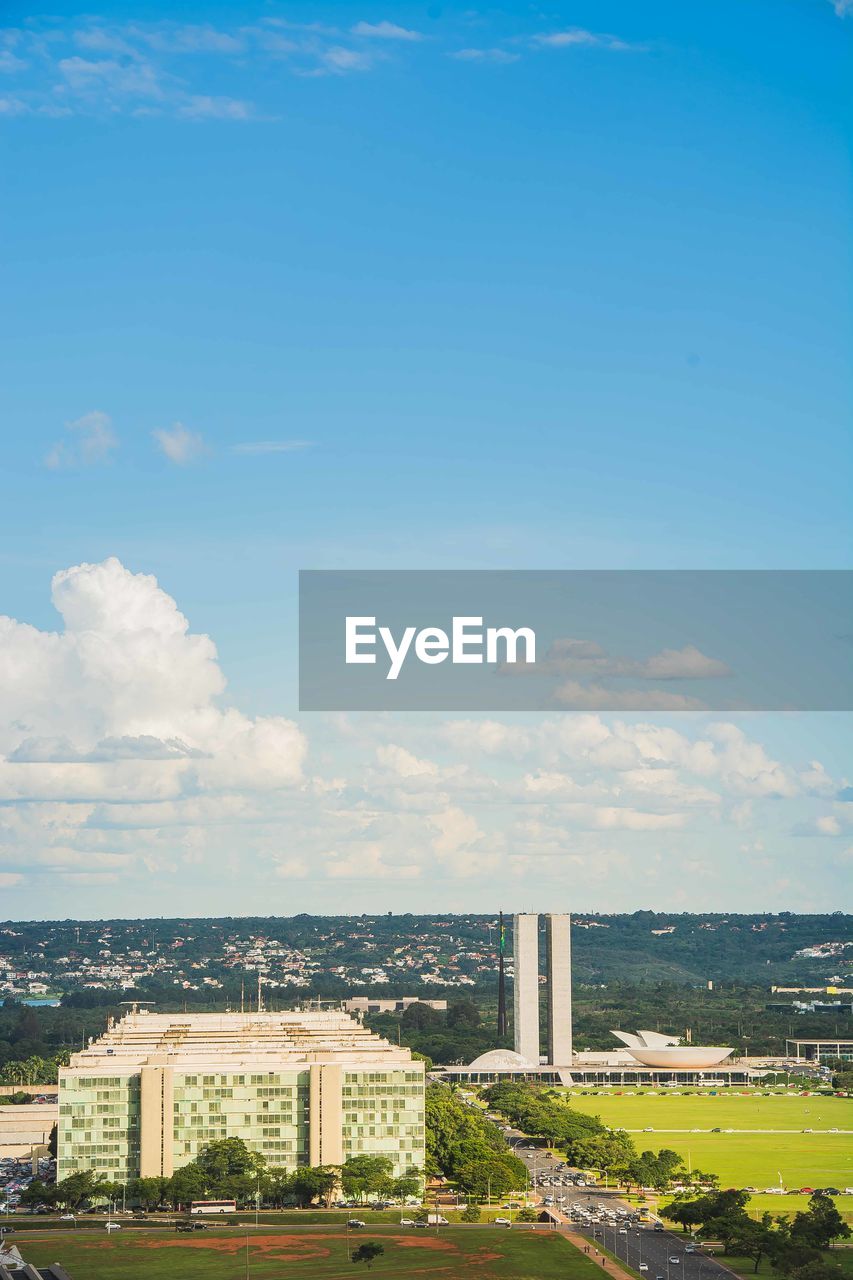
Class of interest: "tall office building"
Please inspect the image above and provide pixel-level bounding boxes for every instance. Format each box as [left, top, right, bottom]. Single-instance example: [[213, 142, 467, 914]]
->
[[513, 912, 541, 1064], [545, 912, 573, 1065], [58, 1009, 424, 1183], [512, 912, 573, 1067]]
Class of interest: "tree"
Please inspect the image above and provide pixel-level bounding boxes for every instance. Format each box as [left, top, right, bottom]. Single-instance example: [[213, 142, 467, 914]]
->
[[791, 1193, 851, 1251], [390, 1170, 422, 1203], [447, 1000, 480, 1029], [401, 1003, 442, 1031], [53, 1171, 103, 1210], [291, 1165, 341, 1209], [790, 1263, 845, 1280], [127, 1177, 167, 1210], [195, 1137, 265, 1190], [166, 1164, 208, 1209], [341, 1155, 393, 1204], [19, 1180, 55, 1209], [518, 1207, 539, 1223], [728, 1213, 777, 1274], [460, 1201, 481, 1222], [352, 1241, 385, 1269]]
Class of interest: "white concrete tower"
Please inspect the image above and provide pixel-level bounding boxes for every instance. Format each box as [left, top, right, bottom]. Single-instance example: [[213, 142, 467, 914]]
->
[[545, 912, 572, 1065], [513, 913, 540, 1064]]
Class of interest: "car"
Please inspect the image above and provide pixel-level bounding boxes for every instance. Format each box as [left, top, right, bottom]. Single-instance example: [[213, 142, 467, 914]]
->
[[686, 1245, 697, 1253], [348, 1219, 366, 1229], [654, 1224, 664, 1232], [640, 1265, 649, 1272], [644, 1126, 654, 1132], [105, 1222, 121, 1232], [400, 1218, 415, 1226], [59, 1214, 75, 1221], [803, 1129, 814, 1133], [711, 1127, 722, 1133], [619, 1228, 628, 1234], [669, 1257, 681, 1264], [494, 1216, 511, 1225], [413, 1221, 428, 1229], [800, 1187, 815, 1194], [192, 1222, 209, 1230], [176, 1222, 195, 1233]]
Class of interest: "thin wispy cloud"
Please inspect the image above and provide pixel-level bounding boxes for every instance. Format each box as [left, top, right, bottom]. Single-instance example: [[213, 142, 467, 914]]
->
[[231, 441, 313, 455], [45, 411, 117, 470], [532, 28, 637, 51], [450, 48, 519, 64], [830, 0, 852, 15], [0, 50, 27, 73], [1, 16, 642, 117], [351, 21, 424, 42], [152, 422, 206, 464]]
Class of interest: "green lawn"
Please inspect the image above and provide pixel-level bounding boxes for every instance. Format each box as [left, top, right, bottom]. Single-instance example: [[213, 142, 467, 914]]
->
[[723, 1251, 853, 1280], [559, 1091, 853, 1193], [21, 1225, 601, 1280]]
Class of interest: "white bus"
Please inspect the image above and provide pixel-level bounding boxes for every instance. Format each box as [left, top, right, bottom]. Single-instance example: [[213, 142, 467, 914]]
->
[[190, 1200, 237, 1215]]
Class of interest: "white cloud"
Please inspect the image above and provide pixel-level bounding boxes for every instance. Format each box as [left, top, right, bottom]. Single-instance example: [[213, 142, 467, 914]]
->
[[449, 48, 519, 64], [45, 410, 117, 469], [533, 29, 634, 51], [552, 681, 706, 711], [178, 95, 253, 120], [320, 46, 374, 73], [0, 51, 27, 72], [831, 0, 852, 15], [0, 557, 305, 815], [57, 55, 163, 99], [376, 744, 439, 778], [231, 440, 312, 454], [0, 873, 22, 888], [152, 421, 206, 463], [351, 21, 423, 41]]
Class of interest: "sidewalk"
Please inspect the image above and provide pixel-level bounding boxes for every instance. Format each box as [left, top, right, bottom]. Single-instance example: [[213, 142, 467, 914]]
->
[[561, 1226, 638, 1280]]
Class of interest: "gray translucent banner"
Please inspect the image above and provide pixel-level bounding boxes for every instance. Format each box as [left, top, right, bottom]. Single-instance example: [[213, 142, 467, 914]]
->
[[299, 570, 852, 711]]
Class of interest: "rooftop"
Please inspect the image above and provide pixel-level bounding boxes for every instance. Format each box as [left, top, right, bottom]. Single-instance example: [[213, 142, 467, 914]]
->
[[63, 1010, 420, 1072]]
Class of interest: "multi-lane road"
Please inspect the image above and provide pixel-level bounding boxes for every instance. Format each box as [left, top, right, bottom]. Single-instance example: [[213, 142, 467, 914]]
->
[[503, 1127, 737, 1280]]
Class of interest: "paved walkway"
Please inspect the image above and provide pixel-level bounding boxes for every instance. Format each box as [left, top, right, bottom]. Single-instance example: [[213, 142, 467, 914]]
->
[[561, 1225, 638, 1280]]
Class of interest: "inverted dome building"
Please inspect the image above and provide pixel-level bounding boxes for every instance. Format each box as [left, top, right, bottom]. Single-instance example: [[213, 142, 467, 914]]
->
[[611, 1030, 734, 1070]]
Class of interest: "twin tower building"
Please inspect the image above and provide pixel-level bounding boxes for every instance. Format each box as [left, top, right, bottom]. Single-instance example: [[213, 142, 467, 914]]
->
[[513, 912, 573, 1067]]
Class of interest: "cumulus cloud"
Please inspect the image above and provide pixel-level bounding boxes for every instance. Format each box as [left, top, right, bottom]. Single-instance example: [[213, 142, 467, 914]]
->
[[152, 422, 206, 463], [0, 558, 305, 811], [45, 410, 117, 469], [0, 559, 838, 910]]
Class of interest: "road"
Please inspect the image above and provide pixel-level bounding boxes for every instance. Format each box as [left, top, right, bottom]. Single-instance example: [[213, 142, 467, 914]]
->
[[503, 1128, 737, 1280]]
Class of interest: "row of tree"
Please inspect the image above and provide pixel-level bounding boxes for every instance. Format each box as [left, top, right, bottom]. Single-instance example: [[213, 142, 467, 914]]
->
[[19, 1138, 421, 1212], [663, 1188, 850, 1280], [425, 1083, 527, 1201], [481, 1081, 719, 1192], [0, 1052, 68, 1085]]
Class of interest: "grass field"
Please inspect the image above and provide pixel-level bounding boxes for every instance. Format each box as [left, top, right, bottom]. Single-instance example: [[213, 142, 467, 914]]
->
[[20, 1226, 597, 1280], [560, 1091, 853, 1195]]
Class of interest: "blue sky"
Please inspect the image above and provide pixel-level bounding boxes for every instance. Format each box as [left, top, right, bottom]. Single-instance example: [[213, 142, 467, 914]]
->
[[0, 1, 850, 918]]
